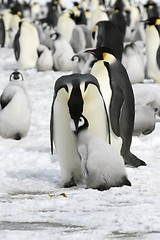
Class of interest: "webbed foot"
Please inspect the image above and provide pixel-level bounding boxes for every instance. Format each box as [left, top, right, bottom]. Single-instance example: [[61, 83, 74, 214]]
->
[[63, 177, 77, 188], [123, 152, 147, 167]]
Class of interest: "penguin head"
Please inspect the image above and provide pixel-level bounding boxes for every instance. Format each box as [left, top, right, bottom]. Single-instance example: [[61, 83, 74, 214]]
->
[[70, 115, 89, 135], [144, 17, 160, 26], [10, 71, 23, 82], [50, 32, 60, 41], [85, 47, 116, 62]]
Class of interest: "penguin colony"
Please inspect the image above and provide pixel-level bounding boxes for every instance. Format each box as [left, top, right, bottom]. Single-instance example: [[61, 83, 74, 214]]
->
[[0, 0, 160, 190]]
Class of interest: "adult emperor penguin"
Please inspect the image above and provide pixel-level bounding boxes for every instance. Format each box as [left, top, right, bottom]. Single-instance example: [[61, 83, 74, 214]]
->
[[145, 17, 160, 83], [13, 19, 40, 70], [50, 73, 110, 187], [0, 71, 31, 140], [70, 115, 131, 191], [85, 46, 146, 167]]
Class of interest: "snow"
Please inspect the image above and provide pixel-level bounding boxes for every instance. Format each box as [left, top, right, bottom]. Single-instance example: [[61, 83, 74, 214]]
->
[[0, 45, 160, 240]]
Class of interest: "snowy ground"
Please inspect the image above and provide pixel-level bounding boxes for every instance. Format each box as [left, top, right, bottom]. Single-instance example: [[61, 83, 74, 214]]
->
[[0, 48, 160, 240]]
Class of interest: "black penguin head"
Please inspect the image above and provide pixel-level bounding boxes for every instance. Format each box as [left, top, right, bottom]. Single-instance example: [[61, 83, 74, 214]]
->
[[144, 17, 160, 26], [70, 115, 89, 135], [10, 71, 23, 82], [68, 83, 84, 129], [85, 47, 116, 60]]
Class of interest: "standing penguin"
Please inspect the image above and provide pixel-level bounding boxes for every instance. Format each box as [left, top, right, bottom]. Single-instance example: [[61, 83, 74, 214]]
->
[[145, 17, 160, 83], [13, 19, 40, 70], [0, 71, 31, 140], [50, 73, 110, 187], [70, 115, 131, 191], [85, 46, 146, 167]]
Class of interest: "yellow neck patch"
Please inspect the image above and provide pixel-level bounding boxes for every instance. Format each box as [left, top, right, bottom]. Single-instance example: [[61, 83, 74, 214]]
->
[[155, 19, 160, 25], [103, 52, 107, 60]]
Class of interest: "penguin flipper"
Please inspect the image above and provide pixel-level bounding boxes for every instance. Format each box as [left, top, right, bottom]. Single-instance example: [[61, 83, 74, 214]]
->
[[0, 94, 12, 109], [109, 86, 123, 137], [14, 30, 20, 61], [156, 45, 160, 69], [0, 18, 5, 47], [50, 101, 54, 155]]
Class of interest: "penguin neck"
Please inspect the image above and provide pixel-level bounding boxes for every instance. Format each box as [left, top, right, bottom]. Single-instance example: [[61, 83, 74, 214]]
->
[[103, 53, 116, 65], [76, 127, 91, 146]]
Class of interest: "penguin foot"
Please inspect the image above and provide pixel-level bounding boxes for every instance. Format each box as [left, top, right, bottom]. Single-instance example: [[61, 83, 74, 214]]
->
[[14, 133, 22, 140], [123, 152, 147, 168], [63, 177, 77, 188]]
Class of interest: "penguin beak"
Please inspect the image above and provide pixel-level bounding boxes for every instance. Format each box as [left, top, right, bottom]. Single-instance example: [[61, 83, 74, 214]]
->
[[84, 49, 96, 56]]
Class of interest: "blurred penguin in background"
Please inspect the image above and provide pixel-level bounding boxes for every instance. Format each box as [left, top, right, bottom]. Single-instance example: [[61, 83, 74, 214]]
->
[[145, 17, 160, 83], [122, 42, 145, 84], [111, 0, 127, 41], [56, 9, 75, 42], [51, 32, 74, 71], [13, 19, 40, 70], [36, 44, 53, 71], [144, 0, 159, 19]]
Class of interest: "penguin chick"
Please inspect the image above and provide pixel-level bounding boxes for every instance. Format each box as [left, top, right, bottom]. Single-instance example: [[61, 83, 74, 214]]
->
[[36, 44, 53, 71], [0, 71, 31, 140], [51, 32, 75, 71], [70, 115, 131, 191], [133, 102, 157, 136], [123, 42, 145, 84]]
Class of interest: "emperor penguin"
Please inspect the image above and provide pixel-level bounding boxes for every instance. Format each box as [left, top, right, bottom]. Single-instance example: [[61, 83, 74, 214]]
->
[[145, 17, 160, 83], [13, 19, 40, 70], [70, 115, 131, 191], [93, 20, 124, 61], [144, 0, 159, 19], [0, 71, 31, 140], [124, 5, 141, 42], [85, 46, 146, 167], [50, 73, 110, 187], [87, 3, 109, 31], [56, 9, 75, 42]]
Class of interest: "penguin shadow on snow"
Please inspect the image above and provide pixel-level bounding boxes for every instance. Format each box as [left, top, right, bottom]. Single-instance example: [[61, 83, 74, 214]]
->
[[70, 115, 131, 191]]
